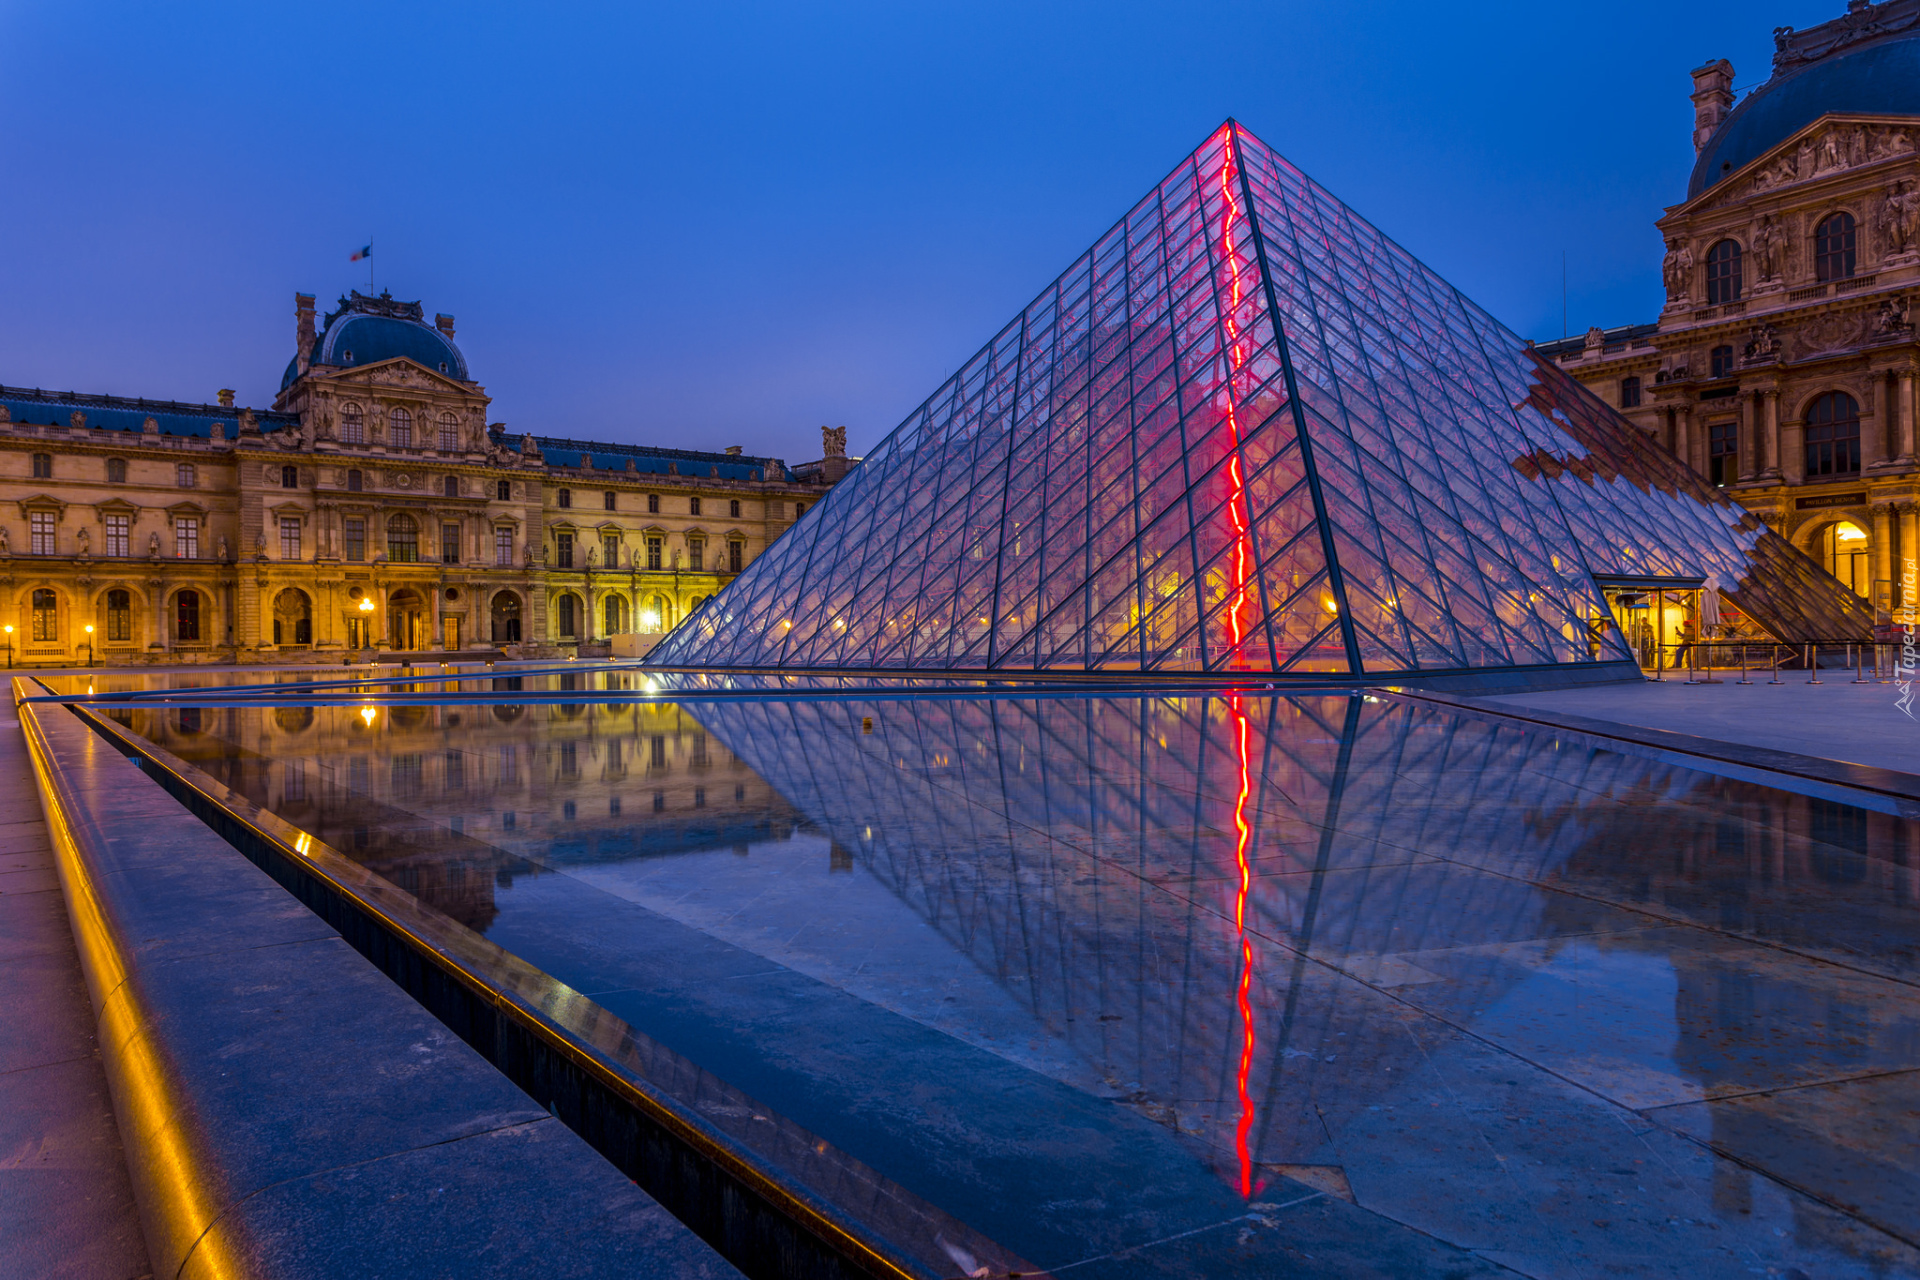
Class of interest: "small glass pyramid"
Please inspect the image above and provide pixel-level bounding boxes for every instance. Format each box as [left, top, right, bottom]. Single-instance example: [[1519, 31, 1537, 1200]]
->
[[650, 122, 1872, 678]]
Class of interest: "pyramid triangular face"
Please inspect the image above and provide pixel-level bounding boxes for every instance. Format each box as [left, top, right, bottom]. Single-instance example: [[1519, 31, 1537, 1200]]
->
[[652, 123, 1872, 678]]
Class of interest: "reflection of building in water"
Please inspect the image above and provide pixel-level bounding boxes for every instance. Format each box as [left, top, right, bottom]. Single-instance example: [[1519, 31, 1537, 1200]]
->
[[690, 691, 1918, 1253], [122, 690, 803, 930]]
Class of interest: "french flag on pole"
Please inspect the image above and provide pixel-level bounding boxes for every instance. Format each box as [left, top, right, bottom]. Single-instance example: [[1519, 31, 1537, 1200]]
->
[[349, 244, 371, 262]]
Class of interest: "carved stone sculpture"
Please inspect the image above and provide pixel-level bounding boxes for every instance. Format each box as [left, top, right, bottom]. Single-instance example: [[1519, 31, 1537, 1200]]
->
[[1876, 295, 1912, 337], [218, 536, 230, 562], [1752, 215, 1785, 283], [76, 526, 90, 556], [0, 525, 11, 555], [1582, 326, 1605, 356], [823, 425, 848, 458], [1884, 182, 1920, 261], [69, 410, 86, 431], [1743, 323, 1781, 360], [1661, 240, 1695, 304], [148, 531, 161, 557]]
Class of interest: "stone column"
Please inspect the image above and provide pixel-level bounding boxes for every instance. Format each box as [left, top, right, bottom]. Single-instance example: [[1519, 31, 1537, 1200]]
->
[[1901, 503, 1920, 609], [432, 583, 446, 649], [1738, 393, 1757, 481], [149, 577, 167, 652], [1901, 370, 1917, 463], [1863, 393, 1887, 470], [1873, 502, 1895, 614], [1673, 405, 1692, 469], [1760, 389, 1781, 479], [1783, 413, 1806, 484]]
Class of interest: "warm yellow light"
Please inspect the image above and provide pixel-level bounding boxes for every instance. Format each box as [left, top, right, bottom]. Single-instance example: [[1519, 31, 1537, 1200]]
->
[[3, 625, 12, 635], [84, 624, 94, 634], [357, 597, 375, 612], [1834, 521, 1868, 545], [1322, 598, 1338, 614], [360, 706, 377, 726], [640, 612, 661, 629]]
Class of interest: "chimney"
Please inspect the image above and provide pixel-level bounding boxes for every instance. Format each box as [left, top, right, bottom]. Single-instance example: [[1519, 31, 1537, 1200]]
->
[[217, 389, 235, 408], [1690, 59, 1735, 154], [435, 313, 456, 337], [295, 293, 316, 376]]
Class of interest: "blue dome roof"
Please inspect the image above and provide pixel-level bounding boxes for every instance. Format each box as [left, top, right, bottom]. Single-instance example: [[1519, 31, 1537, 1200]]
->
[[279, 296, 469, 390], [1691, 32, 1920, 198]]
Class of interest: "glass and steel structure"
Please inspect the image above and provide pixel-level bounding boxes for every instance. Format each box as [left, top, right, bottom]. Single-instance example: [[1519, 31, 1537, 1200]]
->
[[651, 122, 1870, 680]]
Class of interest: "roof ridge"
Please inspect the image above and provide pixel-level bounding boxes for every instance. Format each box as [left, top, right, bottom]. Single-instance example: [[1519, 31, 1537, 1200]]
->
[[0, 383, 297, 420]]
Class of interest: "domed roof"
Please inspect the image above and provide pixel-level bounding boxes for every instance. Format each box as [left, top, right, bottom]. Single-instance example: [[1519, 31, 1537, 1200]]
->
[[279, 292, 469, 391], [1690, 29, 1920, 198]]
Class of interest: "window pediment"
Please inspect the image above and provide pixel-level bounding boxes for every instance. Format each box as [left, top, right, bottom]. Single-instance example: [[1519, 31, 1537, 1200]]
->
[[165, 500, 208, 517], [17, 494, 68, 518]]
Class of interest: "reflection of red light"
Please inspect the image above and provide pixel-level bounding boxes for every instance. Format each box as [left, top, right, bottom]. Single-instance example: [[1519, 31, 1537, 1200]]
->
[[1218, 129, 1255, 667], [1229, 693, 1256, 1197]]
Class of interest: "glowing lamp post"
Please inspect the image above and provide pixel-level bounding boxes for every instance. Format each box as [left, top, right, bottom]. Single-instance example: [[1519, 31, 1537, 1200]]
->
[[2, 624, 11, 669], [83, 624, 94, 668]]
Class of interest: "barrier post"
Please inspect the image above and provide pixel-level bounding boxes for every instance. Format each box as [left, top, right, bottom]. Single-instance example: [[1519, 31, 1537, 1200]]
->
[[1738, 643, 1750, 685], [1807, 642, 1822, 684], [1770, 644, 1783, 684]]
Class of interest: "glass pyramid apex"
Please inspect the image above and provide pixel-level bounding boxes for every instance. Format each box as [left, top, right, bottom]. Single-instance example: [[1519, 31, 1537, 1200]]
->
[[650, 121, 1873, 680]]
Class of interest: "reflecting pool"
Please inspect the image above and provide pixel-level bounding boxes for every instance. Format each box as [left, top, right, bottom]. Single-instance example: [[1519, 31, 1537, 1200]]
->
[[68, 671, 1920, 1278]]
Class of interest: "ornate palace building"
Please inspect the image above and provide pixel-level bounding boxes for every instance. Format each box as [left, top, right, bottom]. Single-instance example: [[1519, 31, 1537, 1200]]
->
[[1541, 0, 1920, 619], [0, 290, 841, 665]]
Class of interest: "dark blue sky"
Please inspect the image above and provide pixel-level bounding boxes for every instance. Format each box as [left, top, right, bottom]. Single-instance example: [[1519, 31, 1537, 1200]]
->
[[0, 1, 1839, 465]]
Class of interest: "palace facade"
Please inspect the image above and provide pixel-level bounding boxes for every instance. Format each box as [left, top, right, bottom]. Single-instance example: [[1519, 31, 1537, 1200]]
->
[[0, 289, 843, 666], [1542, 0, 1920, 620]]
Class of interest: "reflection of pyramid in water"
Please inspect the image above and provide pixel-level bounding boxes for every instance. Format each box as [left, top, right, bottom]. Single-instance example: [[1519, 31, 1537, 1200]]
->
[[653, 121, 1871, 677]]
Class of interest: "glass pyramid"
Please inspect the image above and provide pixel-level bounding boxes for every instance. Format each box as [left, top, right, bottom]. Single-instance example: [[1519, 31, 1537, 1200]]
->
[[651, 122, 1872, 678]]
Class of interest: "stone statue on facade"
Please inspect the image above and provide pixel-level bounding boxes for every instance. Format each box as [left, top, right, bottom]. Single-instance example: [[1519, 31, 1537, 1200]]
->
[[0, 524, 11, 555], [218, 536, 230, 563], [148, 532, 161, 558], [1883, 182, 1920, 261], [823, 425, 848, 458], [1661, 240, 1694, 305], [1751, 215, 1785, 283], [1876, 295, 1912, 337], [1582, 326, 1605, 356], [75, 526, 90, 557], [1742, 323, 1781, 361], [69, 410, 86, 431]]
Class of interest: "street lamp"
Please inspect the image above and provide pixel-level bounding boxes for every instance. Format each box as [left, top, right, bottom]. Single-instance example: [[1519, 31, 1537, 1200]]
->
[[83, 624, 94, 668], [2, 624, 11, 669]]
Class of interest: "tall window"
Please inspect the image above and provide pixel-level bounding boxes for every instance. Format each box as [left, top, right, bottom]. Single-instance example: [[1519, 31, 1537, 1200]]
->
[[1805, 391, 1862, 477], [555, 531, 574, 568], [106, 457, 127, 483], [647, 493, 660, 514], [340, 404, 365, 444], [646, 535, 663, 569], [281, 464, 298, 489], [557, 594, 577, 638], [603, 491, 616, 512], [174, 517, 198, 559], [602, 533, 619, 566], [1708, 422, 1738, 485], [495, 527, 513, 565], [688, 538, 704, 571], [105, 513, 129, 557], [29, 511, 55, 555], [1816, 212, 1856, 282], [559, 488, 573, 509], [1710, 345, 1735, 378], [387, 514, 419, 562], [346, 468, 363, 492], [344, 516, 366, 562], [1619, 376, 1641, 408], [280, 517, 302, 561], [496, 479, 511, 501], [604, 595, 624, 635], [796, 502, 806, 517], [176, 463, 195, 488], [31, 589, 55, 642], [1824, 520, 1871, 597], [729, 498, 740, 518], [1705, 239, 1742, 304], [441, 522, 461, 564], [437, 475, 454, 498], [438, 412, 459, 452], [105, 589, 131, 642], [31, 453, 52, 479], [728, 539, 743, 572], [175, 590, 201, 643], [388, 407, 413, 447], [689, 496, 701, 516]]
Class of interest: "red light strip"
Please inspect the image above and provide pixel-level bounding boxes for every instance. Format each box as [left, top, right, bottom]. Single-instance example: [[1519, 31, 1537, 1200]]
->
[[1228, 693, 1257, 1198]]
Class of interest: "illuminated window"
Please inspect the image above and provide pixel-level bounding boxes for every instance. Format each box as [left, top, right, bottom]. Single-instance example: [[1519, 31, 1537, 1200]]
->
[[1619, 376, 1641, 409], [438, 412, 459, 452], [1705, 239, 1742, 304], [646, 536, 663, 570], [346, 468, 363, 492], [387, 514, 419, 562], [31, 453, 52, 479], [29, 511, 55, 555], [281, 464, 298, 489], [344, 517, 365, 562], [175, 590, 201, 643], [340, 404, 365, 444], [106, 457, 127, 483], [1824, 520, 1870, 597], [174, 517, 198, 559], [442, 522, 460, 564], [496, 479, 511, 501], [555, 531, 574, 568], [1816, 212, 1856, 282], [557, 488, 571, 509], [1710, 345, 1734, 378], [1805, 391, 1861, 476], [495, 527, 513, 565], [31, 589, 56, 641], [647, 493, 660, 514], [105, 589, 131, 642], [604, 595, 624, 635], [1708, 422, 1738, 485], [729, 498, 740, 518], [280, 517, 301, 561], [602, 533, 619, 566], [176, 463, 195, 488], [557, 593, 578, 638], [388, 407, 413, 448], [105, 513, 129, 557], [603, 491, 616, 512]]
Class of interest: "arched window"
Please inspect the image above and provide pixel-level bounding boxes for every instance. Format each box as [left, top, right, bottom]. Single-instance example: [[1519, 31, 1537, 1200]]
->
[[1823, 520, 1871, 597], [31, 589, 56, 642], [557, 593, 578, 638], [387, 513, 419, 562], [1710, 345, 1735, 378], [388, 407, 413, 448], [175, 590, 201, 643], [1705, 239, 1742, 304], [105, 589, 131, 642], [346, 468, 363, 492], [339, 403, 365, 444], [106, 457, 127, 483], [1805, 392, 1862, 477], [1816, 212, 1856, 282], [281, 464, 298, 489], [557, 488, 572, 509], [443, 475, 458, 498], [1619, 376, 1641, 409], [31, 453, 52, 479], [490, 591, 522, 643], [438, 412, 459, 452]]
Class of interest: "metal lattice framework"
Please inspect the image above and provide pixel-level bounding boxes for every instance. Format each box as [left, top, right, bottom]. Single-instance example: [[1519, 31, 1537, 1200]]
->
[[651, 121, 1871, 677]]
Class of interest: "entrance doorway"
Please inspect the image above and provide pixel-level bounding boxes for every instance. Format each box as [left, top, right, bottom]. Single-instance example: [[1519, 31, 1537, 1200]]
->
[[443, 616, 461, 651], [1821, 520, 1871, 599], [389, 588, 426, 650], [1598, 579, 1704, 670], [490, 591, 522, 643], [272, 588, 312, 646]]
